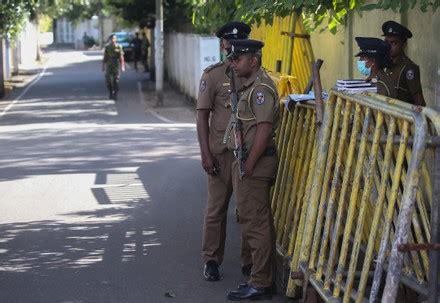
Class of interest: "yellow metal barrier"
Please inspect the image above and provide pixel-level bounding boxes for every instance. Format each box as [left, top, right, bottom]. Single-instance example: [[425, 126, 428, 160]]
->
[[252, 13, 439, 303], [283, 91, 438, 302]]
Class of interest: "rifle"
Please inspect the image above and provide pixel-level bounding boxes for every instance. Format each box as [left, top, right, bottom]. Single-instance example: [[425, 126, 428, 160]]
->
[[223, 69, 246, 179]]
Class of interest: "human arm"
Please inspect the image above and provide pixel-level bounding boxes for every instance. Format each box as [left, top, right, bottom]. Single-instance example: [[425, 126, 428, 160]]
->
[[412, 93, 426, 107], [119, 46, 125, 72], [196, 110, 217, 175], [406, 65, 426, 106], [102, 48, 107, 71], [243, 122, 273, 176], [243, 84, 278, 176], [120, 55, 125, 72]]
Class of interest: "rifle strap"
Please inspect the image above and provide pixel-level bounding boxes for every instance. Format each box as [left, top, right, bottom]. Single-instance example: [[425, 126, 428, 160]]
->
[[236, 83, 277, 121]]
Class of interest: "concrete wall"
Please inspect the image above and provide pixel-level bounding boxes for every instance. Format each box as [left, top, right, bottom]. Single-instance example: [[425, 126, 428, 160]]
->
[[17, 20, 38, 68], [74, 19, 99, 49], [165, 32, 220, 100], [310, 6, 439, 108]]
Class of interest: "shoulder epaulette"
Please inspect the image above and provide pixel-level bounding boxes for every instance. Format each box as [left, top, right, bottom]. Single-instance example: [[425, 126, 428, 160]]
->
[[204, 61, 224, 73]]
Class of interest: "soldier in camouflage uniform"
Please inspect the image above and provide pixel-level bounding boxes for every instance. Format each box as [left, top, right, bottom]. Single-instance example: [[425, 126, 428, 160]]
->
[[102, 34, 125, 100]]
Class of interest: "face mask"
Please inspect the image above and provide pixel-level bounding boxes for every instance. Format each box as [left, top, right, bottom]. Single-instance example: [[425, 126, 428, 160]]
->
[[357, 60, 371, 76]]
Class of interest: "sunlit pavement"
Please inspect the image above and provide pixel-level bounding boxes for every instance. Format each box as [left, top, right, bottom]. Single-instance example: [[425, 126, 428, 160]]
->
[[0, 50, 285, 302]]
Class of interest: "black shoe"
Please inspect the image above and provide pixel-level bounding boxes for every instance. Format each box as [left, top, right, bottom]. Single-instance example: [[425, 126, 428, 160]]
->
[[241, 264, 252, 276], [109, 91, 113, 99], [203, 260, 220, 281], [227, 285, 272, 301], [113, 91, 117, 100]]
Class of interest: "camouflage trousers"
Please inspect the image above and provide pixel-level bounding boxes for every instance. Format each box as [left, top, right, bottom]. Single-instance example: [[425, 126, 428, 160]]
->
[[105, 67, 120, 93]]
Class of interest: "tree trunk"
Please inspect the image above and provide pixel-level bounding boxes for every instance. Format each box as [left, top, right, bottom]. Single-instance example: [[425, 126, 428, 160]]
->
[[35, 13, 41, 62], [53, 19, 57, 44], [0, 39, 5, 98], [155, 0, 164, 106], [98, 1, 104, 48]]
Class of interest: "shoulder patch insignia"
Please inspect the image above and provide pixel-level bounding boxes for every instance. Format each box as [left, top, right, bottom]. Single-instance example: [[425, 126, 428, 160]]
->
[[256, 92, 265, 105], [406, 69, 415, 80], [199, 79, 207, 92]]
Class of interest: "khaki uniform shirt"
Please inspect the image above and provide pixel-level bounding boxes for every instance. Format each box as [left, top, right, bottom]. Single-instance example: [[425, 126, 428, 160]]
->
[[377, 56, 422, 104], [197, 61, 245, 154], [227, 68, 279, 153]]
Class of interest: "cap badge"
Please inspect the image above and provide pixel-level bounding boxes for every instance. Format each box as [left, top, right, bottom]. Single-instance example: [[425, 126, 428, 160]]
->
[[256, 92, 265, 105], [388, 27, 393, 33], [232, 28, 238, 34]]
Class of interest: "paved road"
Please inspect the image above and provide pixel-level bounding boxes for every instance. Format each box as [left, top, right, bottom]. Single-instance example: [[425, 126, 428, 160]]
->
[[0, 50, 284, 302]]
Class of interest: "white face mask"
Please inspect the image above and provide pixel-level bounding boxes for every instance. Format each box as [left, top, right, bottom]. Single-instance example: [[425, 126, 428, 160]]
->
[[357, 60, 371, 76]]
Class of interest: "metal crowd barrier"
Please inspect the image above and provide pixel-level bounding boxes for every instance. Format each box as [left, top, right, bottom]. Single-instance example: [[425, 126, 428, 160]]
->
[[270, 90, 439, 302], [252, 12, 438, 303]]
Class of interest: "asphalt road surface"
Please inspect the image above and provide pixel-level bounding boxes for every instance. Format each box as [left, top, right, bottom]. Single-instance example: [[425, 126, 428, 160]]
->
[[0, 50, 285, 303]]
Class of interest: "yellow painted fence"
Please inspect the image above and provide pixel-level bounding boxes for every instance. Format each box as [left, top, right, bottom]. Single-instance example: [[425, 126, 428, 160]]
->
[[252, 15, 440, 302]]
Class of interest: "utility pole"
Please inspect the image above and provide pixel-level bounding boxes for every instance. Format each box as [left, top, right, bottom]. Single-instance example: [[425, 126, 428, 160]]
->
[[155, 0, 164, 106]]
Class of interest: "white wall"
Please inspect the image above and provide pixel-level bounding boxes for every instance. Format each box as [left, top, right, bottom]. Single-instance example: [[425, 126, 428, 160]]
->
[[18, 20, 38, 68], [165, 32, 220, 100], [56, 18, 74, 43], [74, 19, 99, 49]]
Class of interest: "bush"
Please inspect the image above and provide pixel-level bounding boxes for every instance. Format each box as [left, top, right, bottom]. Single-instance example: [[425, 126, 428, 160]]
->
[[83, 35, 96, 48]]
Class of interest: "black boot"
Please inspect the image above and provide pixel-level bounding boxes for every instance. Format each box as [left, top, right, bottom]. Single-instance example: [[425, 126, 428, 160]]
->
[[109, 91, 113, 99], [203, 260, 220, 281], [227, 284, 272, 301]]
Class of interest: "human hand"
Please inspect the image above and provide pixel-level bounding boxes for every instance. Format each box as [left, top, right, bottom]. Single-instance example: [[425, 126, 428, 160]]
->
[[243, 161, 253, 177], [201, 153, 219, 176]]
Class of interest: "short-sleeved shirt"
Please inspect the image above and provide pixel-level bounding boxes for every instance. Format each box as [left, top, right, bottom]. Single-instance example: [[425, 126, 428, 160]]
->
[[227, 68, 279, 153], [104, 43, 124, 70], [378, 56, 423, 104], [197, 61, 245, 154]]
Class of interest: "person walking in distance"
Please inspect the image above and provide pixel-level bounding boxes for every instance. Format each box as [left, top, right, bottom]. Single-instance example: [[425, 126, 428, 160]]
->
[[141, 32, 150, 72], [103, 34, 125, 100], [131, 32, 143, 72]]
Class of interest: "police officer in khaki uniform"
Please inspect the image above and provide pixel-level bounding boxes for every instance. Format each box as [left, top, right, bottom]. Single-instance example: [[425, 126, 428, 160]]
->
[[226, 39, 279, 301], [381, 20, 426, 106], [354, 37, 392, 95], [197, 22, 252, 282]]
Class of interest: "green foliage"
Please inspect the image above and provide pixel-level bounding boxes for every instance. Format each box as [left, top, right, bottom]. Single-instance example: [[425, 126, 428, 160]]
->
[[39, 14, 53, 32], [184, 0, 440, 34], [106, 0, 191, 31], [0, 0, 35, 38], [83, 34, 96, 47]]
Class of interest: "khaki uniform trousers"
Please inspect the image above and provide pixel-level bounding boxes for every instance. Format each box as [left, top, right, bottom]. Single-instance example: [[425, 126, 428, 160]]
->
[[202, 150, 252, 265], [232, 155, 277, 288]]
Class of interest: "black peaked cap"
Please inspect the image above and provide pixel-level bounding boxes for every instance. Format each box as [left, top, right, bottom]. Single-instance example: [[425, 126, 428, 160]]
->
[[382, 20, 413, 39], [355, 37, 390, 57], [215, 22, 251, 39], [228, 39, 264, 58]]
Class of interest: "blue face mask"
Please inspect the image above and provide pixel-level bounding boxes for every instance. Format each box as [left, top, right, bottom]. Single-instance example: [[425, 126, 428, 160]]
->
[[357, 60, 371, 76]]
